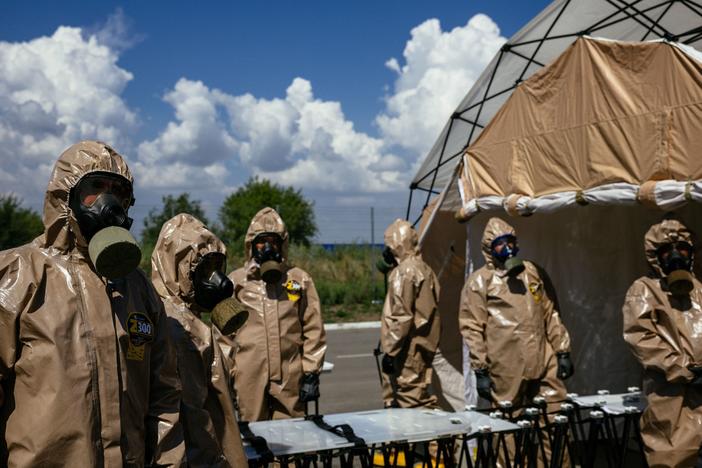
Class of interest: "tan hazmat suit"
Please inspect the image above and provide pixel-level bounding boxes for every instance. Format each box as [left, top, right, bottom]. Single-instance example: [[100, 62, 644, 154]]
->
[[229, 207, 327, 421], [459, 217, 571, 407], [460, 218, 572, 467], [622, 219, 702, 467], [380, 219, 441, 408], [151, 214, 247, 468], [0, 141, 184, 468]]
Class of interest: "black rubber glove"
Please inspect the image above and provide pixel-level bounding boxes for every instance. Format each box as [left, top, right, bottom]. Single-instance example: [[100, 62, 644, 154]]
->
[[689, 367, 702, 387], [299, 373, 320, 403], [381, 354, 395, 375], [475, 369, 494, 401], [557, 352, 574, 380]]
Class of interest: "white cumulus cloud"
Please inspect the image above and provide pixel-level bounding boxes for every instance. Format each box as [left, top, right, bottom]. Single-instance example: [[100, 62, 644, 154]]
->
[[1, 11, 508, 229], [133, 14, 506, 200], [141, 76, 407, 193], [0, 25, 137, 200], [376, 14, 506, 161]]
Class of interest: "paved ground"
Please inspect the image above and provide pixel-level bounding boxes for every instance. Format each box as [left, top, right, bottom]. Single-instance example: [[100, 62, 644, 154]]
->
[[316, 326, 385, 414]]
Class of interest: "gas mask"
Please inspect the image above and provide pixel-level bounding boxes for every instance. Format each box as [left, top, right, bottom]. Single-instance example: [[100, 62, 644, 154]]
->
[[491, 234, 524, 276], [192, 253, 248, 333], [376, 246, 398, 274], [193, 253, 235, 310], [69, 173, 141, 279], [657, 241, 694, 296], [252, 234, 283, 284]]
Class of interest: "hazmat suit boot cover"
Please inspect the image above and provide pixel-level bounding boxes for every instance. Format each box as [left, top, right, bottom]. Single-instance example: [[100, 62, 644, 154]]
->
[[229, 207, 327, 421], [380, 219, 441, 409], [622, 218, 702, 467], [151, 213, 247, 467], [459, 218, 572, 465], [0, 140, 184, 467]]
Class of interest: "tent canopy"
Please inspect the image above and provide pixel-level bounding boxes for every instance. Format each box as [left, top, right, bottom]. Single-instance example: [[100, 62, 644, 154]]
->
[[415, 3, 702, 406], [411, 0, 702, 216], [457, 37, 702, 220]]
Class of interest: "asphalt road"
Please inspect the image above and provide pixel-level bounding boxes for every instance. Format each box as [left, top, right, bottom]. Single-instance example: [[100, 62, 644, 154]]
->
[[316, 326, 385, 414]]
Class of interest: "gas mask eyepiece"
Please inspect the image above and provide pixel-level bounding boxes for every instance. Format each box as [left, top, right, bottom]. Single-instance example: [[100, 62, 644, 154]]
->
[[252, 234, 283, 284], [70, 173, 140, 279], [657, 241, 694, 296], [491, 234, 524, 276]]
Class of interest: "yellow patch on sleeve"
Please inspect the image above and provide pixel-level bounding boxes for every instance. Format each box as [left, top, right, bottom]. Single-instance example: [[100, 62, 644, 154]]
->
[[284, 279, 302, 302], [528, 282, 543, 304]]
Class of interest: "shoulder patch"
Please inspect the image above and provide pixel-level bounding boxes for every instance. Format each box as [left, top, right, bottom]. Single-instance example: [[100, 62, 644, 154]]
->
[[127, 312, 154, 361], [528, 281, 543, 304], [284, 279, 302, 302]]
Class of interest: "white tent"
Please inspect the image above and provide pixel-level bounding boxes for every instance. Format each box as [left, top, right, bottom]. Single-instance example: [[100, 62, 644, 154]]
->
[[416, 1, 702, 410]]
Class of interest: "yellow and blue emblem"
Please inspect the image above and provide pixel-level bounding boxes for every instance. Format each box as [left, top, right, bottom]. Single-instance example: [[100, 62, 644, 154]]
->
[[284, 279, 302, 302], [126, 312, 154, 361]]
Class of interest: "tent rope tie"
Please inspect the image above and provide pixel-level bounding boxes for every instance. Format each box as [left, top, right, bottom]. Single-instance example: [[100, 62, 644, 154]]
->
[[637, 180, 659, 209], [575, 190, 589, 206], [505, 194, 523, 217], [684, 181, 693, 201]]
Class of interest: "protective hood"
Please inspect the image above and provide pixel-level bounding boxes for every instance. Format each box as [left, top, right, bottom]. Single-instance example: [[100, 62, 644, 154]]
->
[[151, 213, 226, 304], [384, 219, 419, 263], [644, 218, 694, 278], [42, 140, 133, 253], [244, 207, 289, 262], [481, 217, 516, 267]]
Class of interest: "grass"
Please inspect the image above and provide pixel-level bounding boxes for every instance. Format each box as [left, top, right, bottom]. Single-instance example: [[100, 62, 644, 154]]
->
[[324, 302, 383, 323]]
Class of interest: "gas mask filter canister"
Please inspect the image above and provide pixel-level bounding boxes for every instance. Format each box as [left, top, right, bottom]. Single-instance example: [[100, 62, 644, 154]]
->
[[88, 226, 142, 280]]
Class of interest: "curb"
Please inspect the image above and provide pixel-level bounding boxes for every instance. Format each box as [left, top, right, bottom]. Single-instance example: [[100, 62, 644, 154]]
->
[[324, 321, 381, 331]]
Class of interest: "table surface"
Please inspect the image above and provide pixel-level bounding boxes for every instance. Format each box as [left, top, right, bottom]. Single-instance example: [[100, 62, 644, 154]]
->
[[570, 392, 647, 415], [243, 408, 520, 458]]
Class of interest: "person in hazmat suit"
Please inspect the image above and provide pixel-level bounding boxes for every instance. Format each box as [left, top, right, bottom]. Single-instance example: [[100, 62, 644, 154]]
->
[[0, 140, 185, 467], [151, 213, 250, 467], [229, 207, 327, 421], [459, 217, 573, 465], [622, 218, 702, 467], [379, 219, 441, 409]]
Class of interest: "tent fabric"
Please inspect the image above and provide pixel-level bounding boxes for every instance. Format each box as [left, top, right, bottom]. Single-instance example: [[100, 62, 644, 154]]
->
[[412, 0, 702, 205], [417, 200, 467, 411], [410, 0, 702, 415], [456, 37, 702, 220]]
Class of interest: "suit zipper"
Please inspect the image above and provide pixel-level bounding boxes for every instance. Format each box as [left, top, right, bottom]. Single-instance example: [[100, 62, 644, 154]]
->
[[70, 260, 106, 463]]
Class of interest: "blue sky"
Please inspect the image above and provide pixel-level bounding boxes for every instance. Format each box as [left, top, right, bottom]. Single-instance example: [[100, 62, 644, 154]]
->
[[0, 1, 551, 242]]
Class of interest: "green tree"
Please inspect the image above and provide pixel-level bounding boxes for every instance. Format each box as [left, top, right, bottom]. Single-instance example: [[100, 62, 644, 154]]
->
[[139, 193, 210, 272], [0, 195, 44, 250], [219, 177, 317, 255]]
